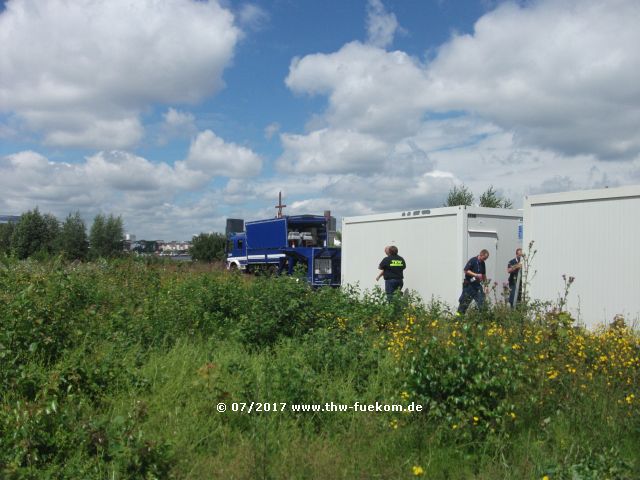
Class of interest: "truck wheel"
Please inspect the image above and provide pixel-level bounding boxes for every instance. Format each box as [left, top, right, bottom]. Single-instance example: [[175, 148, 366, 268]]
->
[[229, 263, 238, 271]]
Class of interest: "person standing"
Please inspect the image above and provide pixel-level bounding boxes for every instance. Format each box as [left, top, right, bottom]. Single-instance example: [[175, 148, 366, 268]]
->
[[507, 248, 524, 308], [376, 245, 406, 302], [456, 249, 490, 315]]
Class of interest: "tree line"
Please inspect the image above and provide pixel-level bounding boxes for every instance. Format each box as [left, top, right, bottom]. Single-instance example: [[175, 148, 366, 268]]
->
[[444, 184, 513, 208], [0, 208, 124, 261]]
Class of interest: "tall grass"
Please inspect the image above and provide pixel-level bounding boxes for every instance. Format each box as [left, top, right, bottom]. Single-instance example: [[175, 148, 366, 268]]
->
[[0, 256, 638, 479]]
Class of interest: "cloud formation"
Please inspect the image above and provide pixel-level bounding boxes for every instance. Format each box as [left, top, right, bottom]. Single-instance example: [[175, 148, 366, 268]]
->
[[2, 0, 640, 241], [0, 0, 241, 149], [236, 3, 270, 32], [366, 0, 400, 48], [425, 0, 640, 159], [184, 130, 263, 178], [278, 0, 640, 210], [0, 125, 265, 238]]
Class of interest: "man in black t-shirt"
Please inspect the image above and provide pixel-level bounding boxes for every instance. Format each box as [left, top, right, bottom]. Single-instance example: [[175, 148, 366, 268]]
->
[[376, 245, 406, 302], [456, 249, 489, 315]]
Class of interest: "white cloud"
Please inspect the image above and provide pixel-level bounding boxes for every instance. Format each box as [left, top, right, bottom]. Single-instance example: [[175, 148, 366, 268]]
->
[[163, 108, 196, 130], [184, 130, 263, 177], [286, 42, 429, 140], [278, 0, 640, 215], [0, 147, 248, 238], [4, 0, 640, 241], [264, 122, 280, 140], [0, 0, 241, 149], [277, 128, 390, 174], [366, 0, 400, 48], [236, 3, 269, 32], [84, 151, 177, 192], [42, 116, 144, 149], [221, 170, 454, 222], [424, 0, 640, 159], [157, 108, 197, 144]]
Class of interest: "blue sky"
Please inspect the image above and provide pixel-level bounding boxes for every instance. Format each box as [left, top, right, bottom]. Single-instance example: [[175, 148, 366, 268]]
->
[[1, 0, 639, 240]]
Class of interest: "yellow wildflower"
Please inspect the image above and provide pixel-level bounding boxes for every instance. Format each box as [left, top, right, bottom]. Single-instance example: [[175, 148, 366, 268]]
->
[[412, 465, 425, 476]]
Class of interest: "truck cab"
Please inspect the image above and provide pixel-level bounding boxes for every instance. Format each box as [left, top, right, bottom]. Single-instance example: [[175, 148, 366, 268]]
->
[[226, 233, 247, 270]]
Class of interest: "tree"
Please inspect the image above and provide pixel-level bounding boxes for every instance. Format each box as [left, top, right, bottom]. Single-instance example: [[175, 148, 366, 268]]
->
[[0, 222, 16, 255], [444, 184, 474, 206], [43, 213, 60, 253], [89, 213, 124, 258], [11, 208, 59, 259], [479, 185, 513, 209], [59, 211, 89, 261], [189, 232, 227, 262]]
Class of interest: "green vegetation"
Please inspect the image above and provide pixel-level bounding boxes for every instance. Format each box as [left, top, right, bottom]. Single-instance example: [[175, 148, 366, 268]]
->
[[58, 211, 89, 261], [189, 232, 227, 262], [445, 184, 474, 207], [9, 208, 59, 259], [0, 209, 123, 260], [89, 213, 124, 259], [445, 184, 513, 208], [479, 185, 514, 208], [0, 257, 638, 479]]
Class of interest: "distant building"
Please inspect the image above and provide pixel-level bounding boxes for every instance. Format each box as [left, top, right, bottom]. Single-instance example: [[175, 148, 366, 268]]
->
[[159, 241, 191, 255], [0, 215, 20, 224]]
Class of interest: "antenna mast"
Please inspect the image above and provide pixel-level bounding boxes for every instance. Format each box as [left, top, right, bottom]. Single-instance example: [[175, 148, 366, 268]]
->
[[275, 191, 286, 218]]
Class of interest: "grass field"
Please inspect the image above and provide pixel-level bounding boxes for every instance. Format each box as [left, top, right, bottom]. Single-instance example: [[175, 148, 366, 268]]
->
[[1, 257, 638, 479]]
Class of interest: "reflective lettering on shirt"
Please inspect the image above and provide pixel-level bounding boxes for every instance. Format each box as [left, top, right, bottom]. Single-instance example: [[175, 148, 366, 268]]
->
[[390, 260, 404, 267]]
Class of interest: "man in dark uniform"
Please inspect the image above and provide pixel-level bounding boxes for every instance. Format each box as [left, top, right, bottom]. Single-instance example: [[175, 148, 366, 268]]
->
[[456, 249, 490, 315], [507, 248, 524, 308], [376, 245, 406, 302]]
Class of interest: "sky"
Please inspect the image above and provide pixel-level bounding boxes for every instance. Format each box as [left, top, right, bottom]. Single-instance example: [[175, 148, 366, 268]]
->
[[1, 0, 639, 240]]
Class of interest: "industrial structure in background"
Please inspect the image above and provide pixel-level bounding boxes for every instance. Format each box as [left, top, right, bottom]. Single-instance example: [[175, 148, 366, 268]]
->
[[524, 185, 640, 329], [225, 194, 341, 286], [342, 206, 523, 308]]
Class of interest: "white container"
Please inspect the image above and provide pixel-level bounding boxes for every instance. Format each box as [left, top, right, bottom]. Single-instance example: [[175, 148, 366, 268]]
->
[[524, 185, 640, 329], [342, 206, 523, 309]]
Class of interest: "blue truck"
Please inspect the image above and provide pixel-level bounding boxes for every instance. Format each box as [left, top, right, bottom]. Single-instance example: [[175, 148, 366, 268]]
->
[[226, 215, 341, 287]]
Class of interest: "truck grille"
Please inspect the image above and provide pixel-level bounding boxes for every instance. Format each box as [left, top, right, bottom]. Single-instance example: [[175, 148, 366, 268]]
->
[[314, 258, 332, 275]]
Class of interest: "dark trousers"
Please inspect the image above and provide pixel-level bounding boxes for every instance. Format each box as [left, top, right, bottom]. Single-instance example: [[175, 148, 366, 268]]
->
[[457, 284, 484, 314], [384, 279, 404, 302], [508, 283, 521, 307]]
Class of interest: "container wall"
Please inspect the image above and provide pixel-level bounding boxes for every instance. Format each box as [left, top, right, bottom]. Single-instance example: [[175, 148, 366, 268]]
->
[[524, 189, 640, 329], [342, 212, 461, 308], [342, 207, 523, 309]]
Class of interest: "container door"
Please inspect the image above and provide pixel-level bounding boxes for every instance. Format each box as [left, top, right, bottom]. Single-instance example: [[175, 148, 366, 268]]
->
[[467, 231, 498, 283]]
